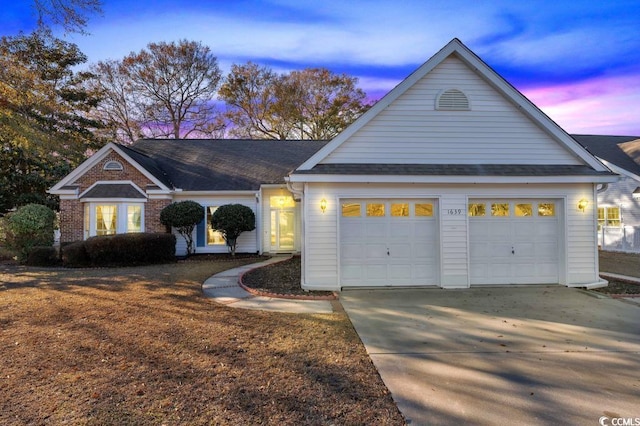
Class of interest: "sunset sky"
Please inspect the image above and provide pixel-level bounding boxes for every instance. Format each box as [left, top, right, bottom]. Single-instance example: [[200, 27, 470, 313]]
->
[[3, 0, 639, 135]]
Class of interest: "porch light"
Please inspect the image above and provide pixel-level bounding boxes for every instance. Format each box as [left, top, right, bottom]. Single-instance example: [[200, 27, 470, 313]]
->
[[578, 198, 588, 212], [320, 198, 327, 213]]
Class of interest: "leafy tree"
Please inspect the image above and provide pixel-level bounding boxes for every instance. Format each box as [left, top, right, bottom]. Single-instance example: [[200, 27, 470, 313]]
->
[[159, 201, 203, 255], [4, 203, 56, 262], [92, 40, 224, 142], [0, 30, 103, 214], [210, 204, 256, 256], [219, 63, 370, 140]]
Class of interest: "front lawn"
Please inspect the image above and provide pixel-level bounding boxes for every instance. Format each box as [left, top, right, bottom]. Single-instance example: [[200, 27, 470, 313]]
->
[[0, 258, 403, 425]]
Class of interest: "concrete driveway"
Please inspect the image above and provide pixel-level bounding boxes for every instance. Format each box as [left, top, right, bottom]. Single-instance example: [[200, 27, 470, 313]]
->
[[340, 286, 640, 425]]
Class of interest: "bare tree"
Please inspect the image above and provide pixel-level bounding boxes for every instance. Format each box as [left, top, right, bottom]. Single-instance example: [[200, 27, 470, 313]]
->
[[219, 63, 370, 140], [33, 0, 102, 34], [92, 40, 224, 141]]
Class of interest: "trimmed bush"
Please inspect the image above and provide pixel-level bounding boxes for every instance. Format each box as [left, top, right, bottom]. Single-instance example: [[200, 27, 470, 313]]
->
[[160, 201, 203, 256], [25, 246, 60, 267], [83, 233, 176, 267], [4, 204, 56, 262], [210, 204, 256, 256], [61, 241, 90, 268]]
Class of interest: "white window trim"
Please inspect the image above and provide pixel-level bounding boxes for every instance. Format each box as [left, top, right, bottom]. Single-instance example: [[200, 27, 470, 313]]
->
[[82, 200, 146, 239], [598, 205, 622, 228], [103, 160, 124, 171]]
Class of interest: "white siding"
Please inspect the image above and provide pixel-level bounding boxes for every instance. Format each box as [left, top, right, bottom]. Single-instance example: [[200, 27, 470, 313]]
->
[[321, 56, 581, 166], [172, 194, 258, 256], [303, 183, 598, 291], [598, 176, 640, 227]]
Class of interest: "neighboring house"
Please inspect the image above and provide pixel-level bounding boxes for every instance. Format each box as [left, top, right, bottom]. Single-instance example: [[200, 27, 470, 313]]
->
[[50, 38, 617, 290], [573, 135, 640, 251]]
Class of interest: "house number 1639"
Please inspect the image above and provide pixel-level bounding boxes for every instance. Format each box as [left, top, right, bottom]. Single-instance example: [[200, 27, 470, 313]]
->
[[446, 209, 463, 215]]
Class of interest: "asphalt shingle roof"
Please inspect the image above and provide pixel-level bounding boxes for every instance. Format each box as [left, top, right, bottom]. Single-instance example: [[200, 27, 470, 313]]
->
[[81, 184, 146, 199], [291, 163, 614, 177], [572, 134, 640, 176], [127, 139, 329, 191]]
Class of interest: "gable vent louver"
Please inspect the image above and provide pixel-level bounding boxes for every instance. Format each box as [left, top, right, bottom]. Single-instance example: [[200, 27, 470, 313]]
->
[[437, 89, 470, 110], [103, 160, 124, 171]]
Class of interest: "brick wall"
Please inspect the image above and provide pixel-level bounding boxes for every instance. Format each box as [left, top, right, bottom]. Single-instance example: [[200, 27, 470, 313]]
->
[[59, 150, 173, 242]]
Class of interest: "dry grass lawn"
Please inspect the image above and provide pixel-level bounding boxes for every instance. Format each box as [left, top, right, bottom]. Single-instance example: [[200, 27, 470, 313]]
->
[[0, 257, 404, 425]]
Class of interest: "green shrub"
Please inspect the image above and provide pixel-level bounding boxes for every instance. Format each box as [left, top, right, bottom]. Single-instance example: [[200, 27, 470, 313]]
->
[[4, 204, 56, 262], [210, 204, 256, 256], [84, 233, 176, 267], [61, 241, 90, 267], [160, 201, 203, 255], [25, 246, 60, 267]]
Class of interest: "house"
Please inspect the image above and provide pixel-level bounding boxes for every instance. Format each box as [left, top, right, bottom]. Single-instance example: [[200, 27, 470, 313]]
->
[[50, 38, 617, 290], [572, 134, 640, 251]]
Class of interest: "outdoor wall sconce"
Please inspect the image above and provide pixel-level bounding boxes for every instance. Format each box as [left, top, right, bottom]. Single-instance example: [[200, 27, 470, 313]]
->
[[320, 198, 327, 214], [578, 198, 588, 212]]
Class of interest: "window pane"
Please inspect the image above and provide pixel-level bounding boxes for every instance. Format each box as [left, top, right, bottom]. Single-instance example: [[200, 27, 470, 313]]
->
[[538, 203, 555, 217], [269, 195, 296, 208], [515, 203, 532, 217], [127, 205, 142, 232], [84, 204, 90, 239], [415, 203, 433, 217], [366, 203, 385, 217], [342, 203, 361, 217], [468, 203, 485, 217], [207, 206, 225, 245], [391, 203, 409, 217], [96, 205, 117, 236], [491, 203, 509, 217], [607, 207, 621, 226], [597, 207, 605, 221]]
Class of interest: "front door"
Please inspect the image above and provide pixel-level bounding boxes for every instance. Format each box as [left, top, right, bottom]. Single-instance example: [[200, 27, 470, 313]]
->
[[270, 209, 295, 251]]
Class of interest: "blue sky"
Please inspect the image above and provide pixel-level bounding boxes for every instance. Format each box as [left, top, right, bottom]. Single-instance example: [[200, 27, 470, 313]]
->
[[3, 0, 640, 135]]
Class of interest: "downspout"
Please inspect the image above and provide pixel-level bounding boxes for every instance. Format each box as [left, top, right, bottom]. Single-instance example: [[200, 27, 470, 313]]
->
[[285, 177, 306, 289]]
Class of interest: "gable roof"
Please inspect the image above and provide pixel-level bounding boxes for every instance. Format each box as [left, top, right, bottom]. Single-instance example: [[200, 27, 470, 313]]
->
[[80, 183, 147, 199], [294, 38, 609, 174], [129, 139, 329, 191], [572, 135, 640, 176]]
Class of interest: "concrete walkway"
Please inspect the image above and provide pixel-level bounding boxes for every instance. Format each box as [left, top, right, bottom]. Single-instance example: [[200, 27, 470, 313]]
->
[[202, 257, 334, 314]]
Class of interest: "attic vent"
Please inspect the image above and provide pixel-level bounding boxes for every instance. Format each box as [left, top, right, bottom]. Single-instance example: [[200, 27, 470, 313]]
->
[[436, 89, 470, 110], [103, 160, 123, 171]]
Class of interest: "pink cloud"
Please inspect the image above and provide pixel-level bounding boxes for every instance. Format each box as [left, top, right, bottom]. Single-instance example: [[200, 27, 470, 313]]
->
[[522, 74, 640, 136]]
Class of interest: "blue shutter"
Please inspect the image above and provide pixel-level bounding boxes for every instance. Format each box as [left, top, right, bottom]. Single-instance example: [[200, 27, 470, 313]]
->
[[196, 217, 206, 247]]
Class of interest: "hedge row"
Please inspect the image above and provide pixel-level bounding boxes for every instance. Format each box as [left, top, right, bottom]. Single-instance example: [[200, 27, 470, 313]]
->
[[61, 233, 176, 267]]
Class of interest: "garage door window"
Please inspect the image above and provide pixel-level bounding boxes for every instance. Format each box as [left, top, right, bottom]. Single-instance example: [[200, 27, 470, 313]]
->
[[342, 203, 361, 217], [538, 203, 555, 216], [515, 203, 532, 217], [366, 203, 385, 217], [415, 203, 434, 217], [468, 203, 485, 217], [391, 203, 409, 217], [491, 203, 510, 216]]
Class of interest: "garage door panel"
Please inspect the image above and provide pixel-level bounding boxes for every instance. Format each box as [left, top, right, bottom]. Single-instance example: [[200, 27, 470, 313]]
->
[[340, 199, 438, 287], [470, 199, 560, 285]]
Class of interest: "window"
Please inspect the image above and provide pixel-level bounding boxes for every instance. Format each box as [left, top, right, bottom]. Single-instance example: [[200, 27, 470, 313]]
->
[[538, 203, 555, 217], [269, 195, 296, 208], [436, 88, 470, 110], [103, 160, 123, 171], [598, 206, 621, 229], [468, 203, 485, 217], [366, 203, 385, 217], [415, 203, 433, 217], [84, 202, 145, 238], [391, 203, 409, 217], [127, 205, 142, 232], [342, 203, 361, 217], [491, 203, 510, 217], [96, 205, 117, 236], [515, 203, 532, 217], [206, 206, 225, 245]]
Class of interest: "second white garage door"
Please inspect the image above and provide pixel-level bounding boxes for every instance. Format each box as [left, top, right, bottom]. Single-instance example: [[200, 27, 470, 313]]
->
[[469, 199, 561, 285], [340, 199, 439, 287]]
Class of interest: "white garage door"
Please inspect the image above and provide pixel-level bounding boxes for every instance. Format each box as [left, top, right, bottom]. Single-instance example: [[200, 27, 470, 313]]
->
[[340, 199, 439, 287], [469, 199, 561, 285]]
